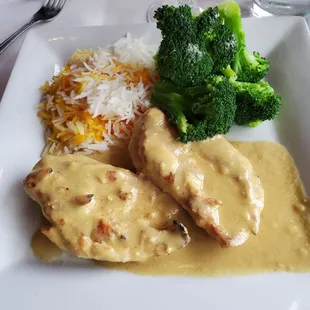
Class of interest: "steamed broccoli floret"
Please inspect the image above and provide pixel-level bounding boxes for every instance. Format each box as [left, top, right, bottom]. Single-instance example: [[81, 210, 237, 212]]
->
[[232, 80, 281, 125], [154, 5, 214, 87], [182, 76, 236, 141], [151, 76, 236, 143], [179, 121, 208, 142], [150, 79, 193, 134], [156, 37, 214, 87], [154, 4, 240, 86], [232, 50, 269, 83], [154, 5, 194, 38], [195, 6, 237, 73], [195, 7, 221, 32], [204, 24, 237, 72], [218, 0, 269, 83]]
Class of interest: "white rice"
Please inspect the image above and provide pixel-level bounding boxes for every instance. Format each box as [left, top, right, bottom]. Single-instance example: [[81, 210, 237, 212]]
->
[[40, 33, 158, 156]]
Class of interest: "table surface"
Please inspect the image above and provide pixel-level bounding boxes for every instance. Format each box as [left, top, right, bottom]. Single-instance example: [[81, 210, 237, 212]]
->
[[0, 0, 309, 100]]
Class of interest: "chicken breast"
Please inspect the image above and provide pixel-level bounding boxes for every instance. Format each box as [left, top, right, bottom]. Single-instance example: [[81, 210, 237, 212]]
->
[[129, 108, 264, 247], [23, 155, 190, 262]]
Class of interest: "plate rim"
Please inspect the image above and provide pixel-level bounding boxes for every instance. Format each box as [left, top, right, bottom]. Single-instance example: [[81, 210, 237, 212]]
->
[[1, 15, 308, 112]]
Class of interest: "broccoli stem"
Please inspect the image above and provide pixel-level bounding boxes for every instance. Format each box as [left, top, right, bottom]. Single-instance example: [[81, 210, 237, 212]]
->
[[218, 0, 269, 83], [246, 120, 263, 127], [151, 91, 189, 134], [222, 65, 237, 80], [217, 0, 244, 46]]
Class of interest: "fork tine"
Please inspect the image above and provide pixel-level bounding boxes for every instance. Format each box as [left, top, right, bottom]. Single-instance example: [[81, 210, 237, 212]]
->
[[57, 0, 66, 11], [50, 0, 60, 10], [53, 0, 61, 9], [42, 0, 53, 9], [48, 0, 60, 10]]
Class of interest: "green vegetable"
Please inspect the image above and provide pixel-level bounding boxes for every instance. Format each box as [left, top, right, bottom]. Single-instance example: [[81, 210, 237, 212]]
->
[[195, 7, 221, 31], [152, 0, 281, 137], [154, 5, 214, 87], [195, 7, 237, 73], [156, 36, 214, 87], [218, 0, 269, 83], [232, 80, 281, 125], [149, 79, 194, 134], [154, 5, 194, 38], [205, 24, 237, 73], [246, 120, 263, 127], [151, 76, 237, 142], [153, 5, 237, 87]]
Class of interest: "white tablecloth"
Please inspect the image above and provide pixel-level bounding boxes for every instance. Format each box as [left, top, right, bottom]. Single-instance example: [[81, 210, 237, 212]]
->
[[0, 0, 309, 99]]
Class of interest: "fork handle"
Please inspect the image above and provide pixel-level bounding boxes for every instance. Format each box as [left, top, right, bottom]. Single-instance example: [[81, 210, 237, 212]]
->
[[0, 19, 38, 55]]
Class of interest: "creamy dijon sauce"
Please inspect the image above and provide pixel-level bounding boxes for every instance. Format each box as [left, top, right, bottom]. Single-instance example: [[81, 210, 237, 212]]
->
[[31, 229, 63, 261], [129, 109, 265, 247], [89, 144, 135, 172], [102, 141, 310, 276], [26, 155, 189, 263], [31, 144, 135, 263], [31, 141, 310, 276]]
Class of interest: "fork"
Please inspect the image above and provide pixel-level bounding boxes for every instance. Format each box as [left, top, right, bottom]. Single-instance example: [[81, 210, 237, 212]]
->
[[0, 0, 66, 55]]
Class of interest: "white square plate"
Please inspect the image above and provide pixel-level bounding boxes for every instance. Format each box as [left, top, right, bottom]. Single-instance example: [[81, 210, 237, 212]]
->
[[1, 18, 310, 310]]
